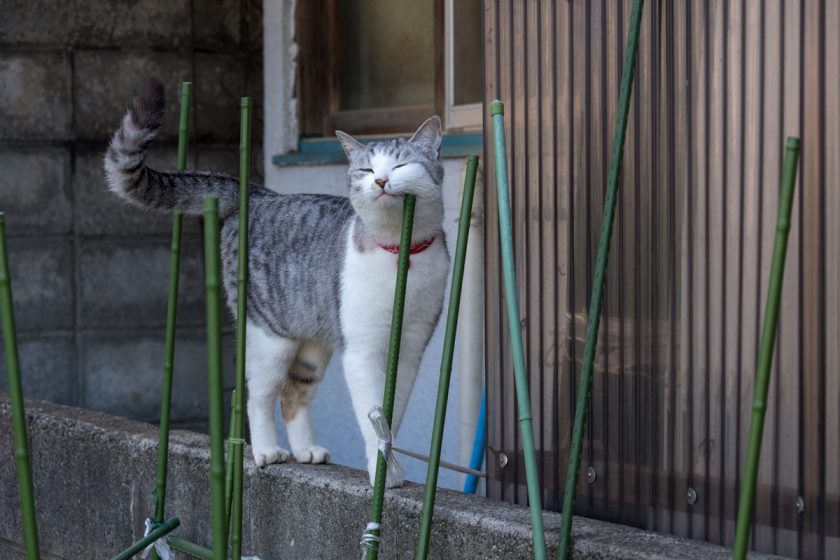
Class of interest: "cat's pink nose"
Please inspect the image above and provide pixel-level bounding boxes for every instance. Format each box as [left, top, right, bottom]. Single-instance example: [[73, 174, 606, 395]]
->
[[375, 177, 388, 188]]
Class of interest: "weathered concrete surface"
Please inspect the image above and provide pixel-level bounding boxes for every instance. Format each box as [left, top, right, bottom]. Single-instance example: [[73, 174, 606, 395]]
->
[[0, 396, 788, 560]]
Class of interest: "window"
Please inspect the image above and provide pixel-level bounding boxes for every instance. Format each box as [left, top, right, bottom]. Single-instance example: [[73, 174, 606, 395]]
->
[[445, 0, 483, 131], [295, 0, 482, 137]]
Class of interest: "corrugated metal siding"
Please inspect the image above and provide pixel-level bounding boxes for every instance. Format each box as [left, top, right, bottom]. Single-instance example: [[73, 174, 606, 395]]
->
[[482, 1, 840, 557]]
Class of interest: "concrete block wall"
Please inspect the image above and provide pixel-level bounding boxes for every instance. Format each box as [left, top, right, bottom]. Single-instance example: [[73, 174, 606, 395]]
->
[[0, 0, 264, 428]]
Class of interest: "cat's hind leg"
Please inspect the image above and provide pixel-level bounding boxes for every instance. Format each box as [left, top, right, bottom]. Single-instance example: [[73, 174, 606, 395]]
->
[[283, 341, 332, 464], [246, 322, 300, 467]]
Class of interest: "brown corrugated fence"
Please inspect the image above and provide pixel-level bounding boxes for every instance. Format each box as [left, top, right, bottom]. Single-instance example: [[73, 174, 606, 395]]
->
[[481, 1, 839, 558]]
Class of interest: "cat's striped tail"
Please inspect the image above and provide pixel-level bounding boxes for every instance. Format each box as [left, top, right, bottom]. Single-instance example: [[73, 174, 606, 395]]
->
[[104, 78, 241, 217]]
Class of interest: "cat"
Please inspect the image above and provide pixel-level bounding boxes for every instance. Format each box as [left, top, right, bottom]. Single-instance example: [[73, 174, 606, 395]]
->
[[104, 80, 448, 488]]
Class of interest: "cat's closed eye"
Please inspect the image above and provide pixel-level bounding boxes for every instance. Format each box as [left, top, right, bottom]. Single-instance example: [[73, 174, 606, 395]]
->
[[359, 167, 373, 173], [393, 163, 407, 170]]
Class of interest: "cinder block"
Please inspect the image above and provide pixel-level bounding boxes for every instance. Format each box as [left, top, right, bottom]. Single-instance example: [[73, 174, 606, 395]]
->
[[81, 331, 235, 422], [0, 335, 77, 405], [243, 0, 264, 52], [74, 51, 191, 141], [244, 51, 266, 163], [83, 0, 191, 48], [250, 143, 265, 183], [195, 145, 239, 177], [0, 239, 74, 331], [75, 51, 252, 144], [78, 237, 208, 329], [194, 53, 249, 143], [0, 0, 192, 48], [0, 148, 72, 235], [0, 53, 72, 140], [193, 0, 241, 49], [190, 144, 264, 184], [0, 1, 88, 46], [74, 145, 202, 237]]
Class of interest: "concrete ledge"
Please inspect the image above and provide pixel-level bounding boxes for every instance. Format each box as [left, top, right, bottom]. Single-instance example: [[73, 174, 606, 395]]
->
[[0, 395, 786, 559]]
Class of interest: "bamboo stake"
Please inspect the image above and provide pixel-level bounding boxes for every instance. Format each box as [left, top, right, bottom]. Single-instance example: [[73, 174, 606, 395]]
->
[[225, 388, 236, 530], [416, 155, 479, 559], [203, 196, 227, 560], [150, 81, 191, 560], [490, 101, 546, 560], [169, 537, 214, 559], [363, 194, 416, 560], [0, 214, 40, 560], [732, 137, 800, 559], [229, 96, 253, 560], [557, 1, 645, 557], [111, 517, 180, 560]]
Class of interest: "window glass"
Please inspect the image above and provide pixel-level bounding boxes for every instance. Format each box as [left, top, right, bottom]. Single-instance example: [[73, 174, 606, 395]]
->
[[453, 0, 483, 105], [340, 0, 434, 111]]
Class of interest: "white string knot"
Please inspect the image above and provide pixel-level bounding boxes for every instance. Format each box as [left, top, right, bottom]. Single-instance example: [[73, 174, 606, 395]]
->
[[367, 406, 405, 482], [141, 518, 174, 560], [360, 521, 381, 551]]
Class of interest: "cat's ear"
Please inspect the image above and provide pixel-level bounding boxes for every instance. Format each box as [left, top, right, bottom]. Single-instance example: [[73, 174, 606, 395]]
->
[[409, 116, 442, 155], [336, 130, 366, 161]]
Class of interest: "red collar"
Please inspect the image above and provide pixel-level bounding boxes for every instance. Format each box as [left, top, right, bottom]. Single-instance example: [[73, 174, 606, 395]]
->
[[375, 236, 436, 256]]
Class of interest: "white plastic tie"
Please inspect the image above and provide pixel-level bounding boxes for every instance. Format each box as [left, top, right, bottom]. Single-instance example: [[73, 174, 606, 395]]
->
[[141, 518, 174, 560], [367, 406, 405, 482]]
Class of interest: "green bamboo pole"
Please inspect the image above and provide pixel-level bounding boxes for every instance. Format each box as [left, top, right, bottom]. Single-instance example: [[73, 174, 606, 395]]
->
[[557, 1, 645, 558], [0, 214, 40, 560], [229, 96, 252, 560], [490, 101, 546, 560], [203, 196, 227, 560], [150, 81, 191, 560], [363, 194, 416, 560], [415, 155, 479, 559], [169, 537, 215, 559], [111, 517, 180, 560], [732, 137, 800, 559], [225, 388, 236, 530]]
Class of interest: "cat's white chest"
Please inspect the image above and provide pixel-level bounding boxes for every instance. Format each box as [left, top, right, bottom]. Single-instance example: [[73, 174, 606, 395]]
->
[[340, 225, 448, 349]]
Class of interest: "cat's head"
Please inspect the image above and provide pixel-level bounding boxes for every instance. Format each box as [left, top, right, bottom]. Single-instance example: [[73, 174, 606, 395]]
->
[[336, 117, 444, 214]]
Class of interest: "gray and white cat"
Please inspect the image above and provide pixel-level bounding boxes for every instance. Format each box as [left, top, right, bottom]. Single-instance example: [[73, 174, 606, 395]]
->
[[104, 80, 448, 487]]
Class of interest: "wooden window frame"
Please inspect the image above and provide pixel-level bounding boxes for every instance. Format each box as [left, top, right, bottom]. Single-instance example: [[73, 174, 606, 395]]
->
[[296, 0, 446, 137]]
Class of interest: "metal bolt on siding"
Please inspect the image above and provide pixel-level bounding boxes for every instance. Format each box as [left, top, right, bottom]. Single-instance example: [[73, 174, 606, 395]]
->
[[796, 497, 805, 515], [686, 487, 697, 506], [586, 467, 596, 484]]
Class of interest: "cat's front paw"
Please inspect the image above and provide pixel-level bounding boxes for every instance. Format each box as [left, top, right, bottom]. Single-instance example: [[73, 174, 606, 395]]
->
[[293, 445, 331, 464], [252, 446, 289, 467]]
